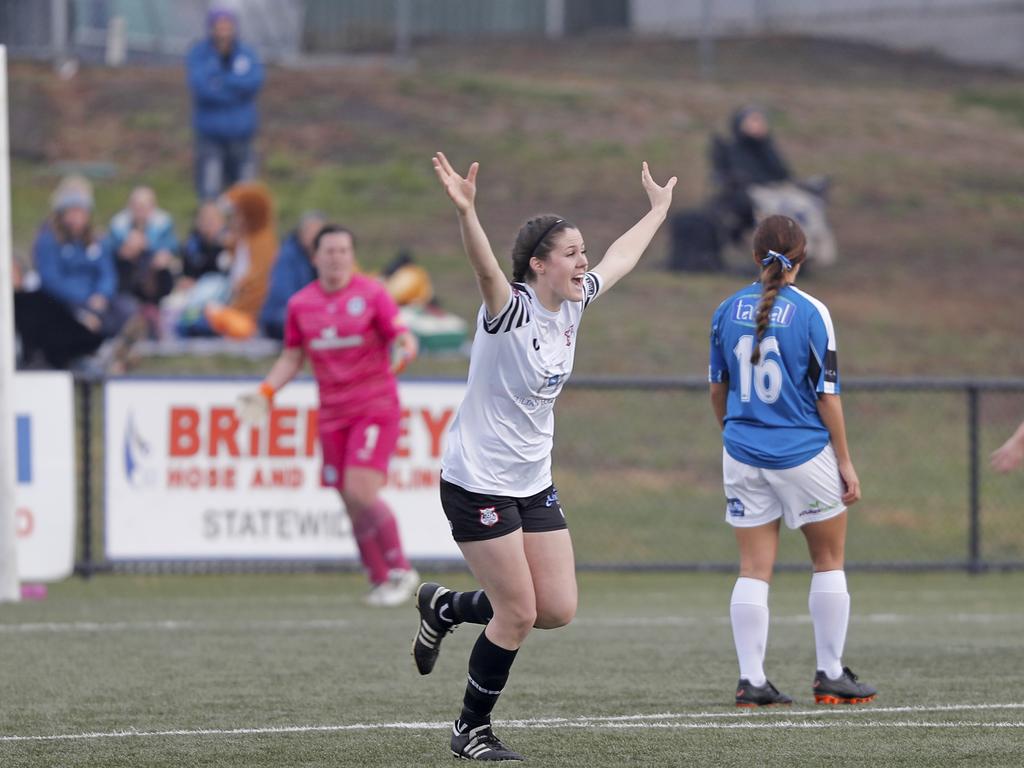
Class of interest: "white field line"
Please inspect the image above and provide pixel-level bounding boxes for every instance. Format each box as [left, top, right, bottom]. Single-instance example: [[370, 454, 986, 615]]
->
[[2, 703, 1023, 744], [0, 619, 353, 633], [0, 612, 1018, 634]]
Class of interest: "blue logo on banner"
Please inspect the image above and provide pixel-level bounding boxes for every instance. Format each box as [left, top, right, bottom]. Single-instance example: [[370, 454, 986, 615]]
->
[[123, 412, 152, 486], [16, 414, 31, 484]]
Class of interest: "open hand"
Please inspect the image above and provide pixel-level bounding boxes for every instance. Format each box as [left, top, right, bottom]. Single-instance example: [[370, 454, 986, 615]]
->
[[641, 161, 677, 214], [991, 438, 1024, 473], [432, 152, 478, 214]]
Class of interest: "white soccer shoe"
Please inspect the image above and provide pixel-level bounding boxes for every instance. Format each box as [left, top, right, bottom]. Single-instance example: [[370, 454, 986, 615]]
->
[[364, 568, 420, 607]]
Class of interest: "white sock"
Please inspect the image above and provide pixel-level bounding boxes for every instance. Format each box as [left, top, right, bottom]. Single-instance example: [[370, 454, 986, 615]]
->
[[730, 577, 770, 687], [809, 570, 849, 680]]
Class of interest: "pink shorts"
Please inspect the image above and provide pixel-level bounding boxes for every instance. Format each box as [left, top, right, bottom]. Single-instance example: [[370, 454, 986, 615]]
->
[[318, 412, 400, 490]]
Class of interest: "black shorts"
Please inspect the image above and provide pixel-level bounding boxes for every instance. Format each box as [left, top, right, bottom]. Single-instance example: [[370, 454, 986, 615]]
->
[[440, 478, 568, 542]]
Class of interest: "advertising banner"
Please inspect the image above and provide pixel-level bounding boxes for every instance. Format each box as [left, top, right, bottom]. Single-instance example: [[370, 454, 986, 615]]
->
[[104, 379, 464, 561], [13, 372, 76, 581]]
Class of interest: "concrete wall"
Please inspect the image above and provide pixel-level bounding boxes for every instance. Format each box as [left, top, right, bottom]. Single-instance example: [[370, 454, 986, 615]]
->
[[629, 0, 1024, 70]]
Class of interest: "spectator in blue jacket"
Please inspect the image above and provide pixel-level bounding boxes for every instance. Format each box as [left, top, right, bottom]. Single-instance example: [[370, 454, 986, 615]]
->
[[17, 176, 134, 369], [186, 6, 264, 200], [35, 176, 124, 336], [106, 187, 177, 333], [258, 211, 324, 339]]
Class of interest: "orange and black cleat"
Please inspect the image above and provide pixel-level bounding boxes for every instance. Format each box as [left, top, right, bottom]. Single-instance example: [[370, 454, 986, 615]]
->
[[735, 678, 793, 707], [813, 667, 877, 704]]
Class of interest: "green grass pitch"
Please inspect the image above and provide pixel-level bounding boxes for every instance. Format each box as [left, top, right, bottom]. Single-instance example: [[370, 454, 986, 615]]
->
[[1, 570, 1022, 767]]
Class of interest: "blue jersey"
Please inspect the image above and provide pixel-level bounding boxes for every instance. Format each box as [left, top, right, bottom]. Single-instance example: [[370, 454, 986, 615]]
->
[[709, 283, 839, 469]]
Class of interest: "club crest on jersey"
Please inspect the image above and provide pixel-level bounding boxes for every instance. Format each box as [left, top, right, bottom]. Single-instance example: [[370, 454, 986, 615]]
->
[[563, 324, 575, 347], [733, 296, 795, 328], [542, 373, 563, 391], [479, 507, 499, 527], [346, 296, 366, 316]]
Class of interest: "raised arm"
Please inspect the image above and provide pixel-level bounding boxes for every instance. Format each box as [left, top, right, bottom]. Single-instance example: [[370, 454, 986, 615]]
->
[[432, 152, 510, 318], [592, 162, 677, 293]]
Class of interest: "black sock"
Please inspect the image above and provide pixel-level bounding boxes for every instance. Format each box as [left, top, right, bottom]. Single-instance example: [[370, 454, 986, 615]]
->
[[458, 631, 518, 730], [449, 590, 493, 625]]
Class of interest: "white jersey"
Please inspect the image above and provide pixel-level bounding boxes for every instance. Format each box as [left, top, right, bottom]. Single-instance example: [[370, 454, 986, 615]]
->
[[441, 272, 603, 496]]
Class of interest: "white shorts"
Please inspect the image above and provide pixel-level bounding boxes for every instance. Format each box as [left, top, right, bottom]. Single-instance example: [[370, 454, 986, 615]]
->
[[722, 444, 847, 530]]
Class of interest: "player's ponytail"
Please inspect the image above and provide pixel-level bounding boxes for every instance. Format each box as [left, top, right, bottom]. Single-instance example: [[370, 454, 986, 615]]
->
[[750, 215, 807, 364], [511, 215, 573, 283]]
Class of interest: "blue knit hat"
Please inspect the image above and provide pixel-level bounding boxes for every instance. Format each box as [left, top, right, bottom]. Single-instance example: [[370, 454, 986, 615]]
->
[[51, 175, 94, 213]]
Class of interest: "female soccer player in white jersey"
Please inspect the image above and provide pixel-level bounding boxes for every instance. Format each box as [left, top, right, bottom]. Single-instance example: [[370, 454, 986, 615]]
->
[[708, 214, 877, 707], [411, 152, 676, 761]]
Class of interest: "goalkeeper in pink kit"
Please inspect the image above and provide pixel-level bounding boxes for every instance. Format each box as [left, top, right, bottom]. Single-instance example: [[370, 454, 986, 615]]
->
[[241, 224, 420, 606]]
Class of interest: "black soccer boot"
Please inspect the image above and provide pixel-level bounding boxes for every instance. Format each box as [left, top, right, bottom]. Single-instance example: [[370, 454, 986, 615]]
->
[[450, 721, 524, 761], [412, 582, 456, 675], [735, 678, 794, 707], [813, 667, 877, 704]]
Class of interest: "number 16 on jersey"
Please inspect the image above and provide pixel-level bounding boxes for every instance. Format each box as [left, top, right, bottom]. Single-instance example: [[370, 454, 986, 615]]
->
[[733, 335, 782, 404]]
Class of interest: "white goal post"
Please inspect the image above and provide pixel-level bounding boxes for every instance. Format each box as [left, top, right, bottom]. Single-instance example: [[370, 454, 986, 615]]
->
[[0, 45, 22, 602]]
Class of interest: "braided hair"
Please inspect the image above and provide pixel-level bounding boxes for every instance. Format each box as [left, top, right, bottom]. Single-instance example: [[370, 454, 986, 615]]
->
[[750, 215, 807, 364]]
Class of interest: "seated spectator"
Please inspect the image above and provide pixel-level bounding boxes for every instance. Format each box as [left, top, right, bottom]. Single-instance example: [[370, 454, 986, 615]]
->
[[106, 186, 177, 336], [17, 176, 132, 369], [710, 106, 794, 244], [179, 200, 231, 282], [258, 210, 324, 340], [710, 105, 836, 266], [176, 180, 276, 339]]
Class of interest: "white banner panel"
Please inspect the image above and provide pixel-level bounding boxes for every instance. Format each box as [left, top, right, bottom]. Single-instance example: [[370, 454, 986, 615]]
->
[[104, 379, 465, 561], [14, 372, 76, 581]]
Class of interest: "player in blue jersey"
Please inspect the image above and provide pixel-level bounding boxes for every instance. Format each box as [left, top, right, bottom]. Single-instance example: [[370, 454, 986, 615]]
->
[[709, 214, 877, 707]]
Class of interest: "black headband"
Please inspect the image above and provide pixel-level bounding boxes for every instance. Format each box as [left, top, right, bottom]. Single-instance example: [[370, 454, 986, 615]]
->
[[530, 219, 564, 259]]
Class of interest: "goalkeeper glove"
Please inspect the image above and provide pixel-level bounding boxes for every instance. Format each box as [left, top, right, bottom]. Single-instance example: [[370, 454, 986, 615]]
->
[[237, 382, 275, 425]]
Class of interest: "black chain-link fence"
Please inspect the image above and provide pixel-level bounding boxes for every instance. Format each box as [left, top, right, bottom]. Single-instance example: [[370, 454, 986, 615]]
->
[[73, 376, 1024, 575], [555, 377, 1024, 572]]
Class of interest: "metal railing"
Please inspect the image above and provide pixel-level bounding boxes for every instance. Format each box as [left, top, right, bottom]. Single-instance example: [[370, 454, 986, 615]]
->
[[71, 375, 1024, 576]]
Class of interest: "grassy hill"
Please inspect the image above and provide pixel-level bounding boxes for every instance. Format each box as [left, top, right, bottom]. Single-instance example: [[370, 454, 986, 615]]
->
[[9, 35, 1024, 379]]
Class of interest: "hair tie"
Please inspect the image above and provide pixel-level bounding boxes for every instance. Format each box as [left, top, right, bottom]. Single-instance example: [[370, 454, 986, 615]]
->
[[761, 249, 793, 271], [530, 219, 564, 259]]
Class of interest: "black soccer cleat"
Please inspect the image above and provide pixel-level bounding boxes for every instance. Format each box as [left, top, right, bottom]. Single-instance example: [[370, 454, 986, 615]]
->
[[412, 582, 455, 675], [450, 722, 524, 761], [735, 678, 793, 707], [813, 667, 877, 705]]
